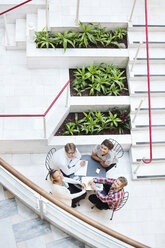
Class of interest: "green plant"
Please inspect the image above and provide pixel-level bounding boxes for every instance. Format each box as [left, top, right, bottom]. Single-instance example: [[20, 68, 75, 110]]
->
[[35, 29, 56, 48], [76, 22, 98, 48], [52, 30, 76, 52], [64, 122, 80, 135], [107, 111, 122, 129], [63, 109, 130, 135], [72, 63, 126, 96], [112, 108, 130, 133], [114, 27, 127, 40], [35, 23, 127, 51], [104, 32, 120, 47]]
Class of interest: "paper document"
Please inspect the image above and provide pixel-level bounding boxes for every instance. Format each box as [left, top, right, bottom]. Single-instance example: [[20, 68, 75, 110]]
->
[[75, 160, 88, 176], [82, 177, 103, 191]]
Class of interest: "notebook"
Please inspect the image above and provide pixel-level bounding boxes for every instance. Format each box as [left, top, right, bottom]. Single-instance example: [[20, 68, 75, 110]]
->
[[74, 160, 88, 176]]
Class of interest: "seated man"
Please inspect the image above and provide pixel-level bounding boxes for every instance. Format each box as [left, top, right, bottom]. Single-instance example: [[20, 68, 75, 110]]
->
[[91, 139, 118, 172], [88, 176, 128, 210], [51, 143, 85, 177]]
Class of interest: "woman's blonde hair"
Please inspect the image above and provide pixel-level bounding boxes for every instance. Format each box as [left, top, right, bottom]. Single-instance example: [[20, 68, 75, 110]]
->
[[49, 170, 58, 184], [65, 143, 76, 153]]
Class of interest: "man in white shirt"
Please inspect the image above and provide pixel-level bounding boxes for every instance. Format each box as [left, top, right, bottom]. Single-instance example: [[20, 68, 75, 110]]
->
[[51, 143, 85, 176]]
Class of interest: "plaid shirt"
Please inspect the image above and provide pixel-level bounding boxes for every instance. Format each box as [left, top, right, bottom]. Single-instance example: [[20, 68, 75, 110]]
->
[[93, 177, 124, 210]]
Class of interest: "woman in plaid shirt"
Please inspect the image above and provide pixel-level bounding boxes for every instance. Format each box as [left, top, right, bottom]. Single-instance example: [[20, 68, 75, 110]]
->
[[88, 177, 128, 210]]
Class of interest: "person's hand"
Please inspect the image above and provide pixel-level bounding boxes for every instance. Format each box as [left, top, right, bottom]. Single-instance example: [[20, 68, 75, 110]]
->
[[88, 181, 96, 190], [80, 182, 86, 190], [80, 160, 86, 166], [100, 161, 108, 168]]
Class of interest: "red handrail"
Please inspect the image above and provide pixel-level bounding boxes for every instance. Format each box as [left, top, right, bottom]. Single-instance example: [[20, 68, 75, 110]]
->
[[44, 80, 70, 116], [142, 0, 152, 164], [0, 0, 32, 16], [0, 80, 70, 118]]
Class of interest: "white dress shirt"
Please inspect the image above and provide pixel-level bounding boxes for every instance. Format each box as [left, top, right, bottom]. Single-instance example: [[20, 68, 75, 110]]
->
[[51, 147, 81, 176]]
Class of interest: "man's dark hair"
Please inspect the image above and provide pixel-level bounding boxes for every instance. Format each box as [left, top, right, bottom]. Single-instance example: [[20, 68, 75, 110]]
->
[[101, 139, 114, 150]]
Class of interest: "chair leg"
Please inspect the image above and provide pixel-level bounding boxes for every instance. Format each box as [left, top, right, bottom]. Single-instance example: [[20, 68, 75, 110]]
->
[[110, 210, 114, 220], [91, 205, 95, 209], [77, 202, 80, 206]]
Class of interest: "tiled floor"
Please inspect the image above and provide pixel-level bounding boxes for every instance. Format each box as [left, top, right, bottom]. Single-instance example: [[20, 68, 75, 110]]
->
[[0, 185, 86, 248], [1, 152, 165, 248]]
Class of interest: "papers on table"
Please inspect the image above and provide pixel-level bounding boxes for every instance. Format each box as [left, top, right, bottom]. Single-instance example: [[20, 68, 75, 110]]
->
[[82, 177, 103, 191], [75, 160, 88, 176]]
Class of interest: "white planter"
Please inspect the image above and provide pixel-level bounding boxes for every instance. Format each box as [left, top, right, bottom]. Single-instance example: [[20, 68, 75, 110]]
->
[[70, 95, 130, 112], [27, 41, 129, 69], [49, 134, 131, 152]]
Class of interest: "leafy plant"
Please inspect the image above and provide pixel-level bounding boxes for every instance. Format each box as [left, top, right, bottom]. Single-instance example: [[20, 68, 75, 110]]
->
[[52, 30, 76, 52], [72, 63, 127, 96], [64, 122, 79, 135], [35, 23, 127, 51], [35, 28, 56, 48], [114, 27, 127, 40], [63, 109, 130, 135], [77, 22, 98, 48], [112, 108, 130, 133]]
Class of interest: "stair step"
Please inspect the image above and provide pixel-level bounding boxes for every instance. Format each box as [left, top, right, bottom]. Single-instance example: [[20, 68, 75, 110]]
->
[[26, 13, 37, 37], [134, 91, 165, 93], [134, 75, 165, 77], [135, 124, 165, 128], [15, 19, 26, 42], [131, 112, 165, 129], [129, 25, 165, 32], [133, 25, 165, 27], [129, 80, 165, 95], [132, 162, 165, 180], [136, 108, 165, 111], [130, 96, 165, 113], [37, 9, 46, 31], [129, 63, 165, 75], [132, 129, 165, 145], [129, 41, 165, 48], [128, 31, 165, 44], [134, 41, 165, 44], [131, 146, 165, 163], [49, 0, 76, 29], [136, 158, 165, 162], [136, 141, 165, 145], [129, 47, 165, 60], [137, 58, 165, 61]]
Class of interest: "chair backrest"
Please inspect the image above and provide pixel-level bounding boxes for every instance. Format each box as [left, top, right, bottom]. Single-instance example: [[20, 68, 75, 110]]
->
[[115, 191, 129, 212], [45, 147, 56, 172], [109, 138, 124, 158]]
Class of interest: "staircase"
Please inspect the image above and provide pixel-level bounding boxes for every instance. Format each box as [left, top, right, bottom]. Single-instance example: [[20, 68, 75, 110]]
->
[[128, 25, 165, 179], [3, 2, 165, 179]]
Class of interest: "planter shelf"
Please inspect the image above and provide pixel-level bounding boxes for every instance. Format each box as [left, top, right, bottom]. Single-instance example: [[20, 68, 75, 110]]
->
[[49, 135, 131, 153], [70, 96, 130, 112], [27, 42, 129, 69]]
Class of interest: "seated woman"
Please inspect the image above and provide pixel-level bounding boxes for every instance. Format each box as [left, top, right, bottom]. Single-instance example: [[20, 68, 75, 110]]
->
[[51, 143, 86, 177], [49, 170, 87, 207], [91, 139, 118, 172]]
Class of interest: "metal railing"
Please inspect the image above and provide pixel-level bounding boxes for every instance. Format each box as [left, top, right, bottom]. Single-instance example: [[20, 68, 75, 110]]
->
[[0, 158, 150, 248], [0, 0, 32, 45], [129, 0, 137, 22], [0, 80, 70, 138], [142, 0, 152, 164], [0, 0, 32, 16]]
